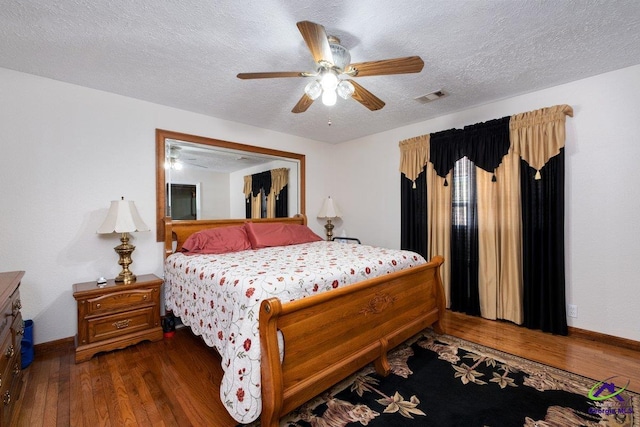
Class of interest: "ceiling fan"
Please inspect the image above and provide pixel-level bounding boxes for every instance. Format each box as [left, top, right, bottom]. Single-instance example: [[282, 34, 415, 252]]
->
[[237, 21, 424, 113]]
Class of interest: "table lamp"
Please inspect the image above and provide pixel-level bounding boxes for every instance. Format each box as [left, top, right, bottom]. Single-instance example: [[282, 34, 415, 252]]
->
[[97, 197, 149, 284], [317, 196, 342, 241]]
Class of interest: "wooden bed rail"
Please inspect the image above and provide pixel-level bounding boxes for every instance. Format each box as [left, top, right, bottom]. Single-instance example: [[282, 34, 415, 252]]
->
[[258, 255, 445, 427]]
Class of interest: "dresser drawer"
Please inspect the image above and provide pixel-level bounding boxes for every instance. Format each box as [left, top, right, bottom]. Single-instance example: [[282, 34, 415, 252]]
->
[[0, 349, 20, 409], [9, 288, 21, 318], [11, 313, 23, 341], [85, 288, 156, 315], [0, 271, 24, 424], [86, 306, 156, 343], [0, 332, 13, 388]]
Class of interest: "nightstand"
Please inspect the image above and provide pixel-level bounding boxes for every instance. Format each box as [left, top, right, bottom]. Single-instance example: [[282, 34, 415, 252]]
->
[[73, 274, 163, 363]]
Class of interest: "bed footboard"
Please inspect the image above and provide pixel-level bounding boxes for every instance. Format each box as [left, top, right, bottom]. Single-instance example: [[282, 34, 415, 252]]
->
[[258, 255, 445, 427]]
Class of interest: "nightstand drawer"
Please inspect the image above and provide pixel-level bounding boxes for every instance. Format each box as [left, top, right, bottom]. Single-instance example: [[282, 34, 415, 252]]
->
[[86, 306, 155, 343], [86, 288, 156, 315]]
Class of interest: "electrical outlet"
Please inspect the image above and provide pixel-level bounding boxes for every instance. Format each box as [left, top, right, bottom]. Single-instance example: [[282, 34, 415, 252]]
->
[[567, 304, 578, 318]]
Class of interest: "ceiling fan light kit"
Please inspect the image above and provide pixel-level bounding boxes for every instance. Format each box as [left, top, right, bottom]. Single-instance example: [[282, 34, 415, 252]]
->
[[237, 21, 425, 113]]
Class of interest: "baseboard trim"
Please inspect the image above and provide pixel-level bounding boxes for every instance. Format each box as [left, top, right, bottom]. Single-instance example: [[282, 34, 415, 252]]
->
[[34, 336, 75, 354], [33, 327, 640, 357], [569, 326, 640, 352]]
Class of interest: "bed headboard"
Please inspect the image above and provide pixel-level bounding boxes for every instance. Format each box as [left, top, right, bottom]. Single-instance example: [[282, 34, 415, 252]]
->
[[163, 215, 308, 257]]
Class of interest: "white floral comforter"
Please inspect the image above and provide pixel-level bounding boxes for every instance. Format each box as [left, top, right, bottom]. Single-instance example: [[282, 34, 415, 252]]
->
[[164, 240, 425, 424]]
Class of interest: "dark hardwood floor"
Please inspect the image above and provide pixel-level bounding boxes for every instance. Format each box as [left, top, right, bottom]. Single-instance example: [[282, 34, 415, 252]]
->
[[11, 310, 640, 426]]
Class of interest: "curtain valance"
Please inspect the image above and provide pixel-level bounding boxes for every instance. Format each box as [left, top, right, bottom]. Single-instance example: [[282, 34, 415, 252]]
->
[[510, 104, 573, 179], [399, 104, 573, 181], [398, 135, 430, 185], [251, 171, 272, 197], [243, 168, 290, 199], [270, 168, 289, 198]]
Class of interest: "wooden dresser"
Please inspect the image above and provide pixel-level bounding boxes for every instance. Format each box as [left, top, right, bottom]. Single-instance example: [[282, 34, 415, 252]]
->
[[0, 271, 24, 426], [73, 274, 163, 363]]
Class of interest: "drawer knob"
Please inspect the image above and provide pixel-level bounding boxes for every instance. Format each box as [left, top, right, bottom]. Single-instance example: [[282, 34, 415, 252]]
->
[[5, 345, 14, 359], [113, 319, 131, 329], [12, 363, 19, 375], [12, 299, 21, 316], [3, 391, 10, 406], [143, 295, 148, 300], [96, 303, 101, 309]]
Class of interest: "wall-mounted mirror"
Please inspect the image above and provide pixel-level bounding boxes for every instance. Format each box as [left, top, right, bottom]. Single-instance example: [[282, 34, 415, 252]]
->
[[155, 129, 306, 241]]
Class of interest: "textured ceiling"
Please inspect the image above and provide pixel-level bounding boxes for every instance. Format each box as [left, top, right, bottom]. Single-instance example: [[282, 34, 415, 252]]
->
[[2, 0, 640, 143]]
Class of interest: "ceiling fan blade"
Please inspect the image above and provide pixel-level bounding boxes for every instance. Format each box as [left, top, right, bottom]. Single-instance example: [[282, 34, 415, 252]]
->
[[237, 71, 307, 79], [348, 80, 385, 111], [297, 21, 334, 65], [292, 93, 315, 113], [347, 56, 424, 77]]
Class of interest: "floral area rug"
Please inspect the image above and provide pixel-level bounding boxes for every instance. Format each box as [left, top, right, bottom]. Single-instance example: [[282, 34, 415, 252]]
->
[[254, 329, 638, 426]]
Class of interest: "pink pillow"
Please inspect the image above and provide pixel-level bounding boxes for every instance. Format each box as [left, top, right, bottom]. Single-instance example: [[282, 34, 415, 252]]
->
[[181, 225, 252, 254], [244, 222, 323, 249]]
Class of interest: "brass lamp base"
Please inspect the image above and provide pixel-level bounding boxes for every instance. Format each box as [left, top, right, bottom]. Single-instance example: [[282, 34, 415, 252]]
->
[[114, 232, 137, 284], [324, 219, 335, 241]]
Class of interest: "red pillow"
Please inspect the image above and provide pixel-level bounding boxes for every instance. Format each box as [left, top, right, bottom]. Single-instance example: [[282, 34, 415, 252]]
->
[[244, 222, 323, 249], [181, 225, 252, 254]]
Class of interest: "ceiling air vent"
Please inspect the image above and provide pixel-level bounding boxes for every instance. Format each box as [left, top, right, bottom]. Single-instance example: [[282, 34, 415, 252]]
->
[[415, 90, 447, 104]]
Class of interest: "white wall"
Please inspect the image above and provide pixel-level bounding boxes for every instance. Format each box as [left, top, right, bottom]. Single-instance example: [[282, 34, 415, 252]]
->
[[3, 64, 639, 345], [329, 64, 640, 342], [168, 168, 229, 218], [0, 67, 332, 344]]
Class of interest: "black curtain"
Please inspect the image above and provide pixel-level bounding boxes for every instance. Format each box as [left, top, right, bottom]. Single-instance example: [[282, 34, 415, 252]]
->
[[275, 185, 289, 217], [521, 149, 567, 335], [427, 117, 511, 317], [252, 171, 271, 197], [430, 128, 481, 316], [400, 168, 427, 259], [450, 158, 480, 315]]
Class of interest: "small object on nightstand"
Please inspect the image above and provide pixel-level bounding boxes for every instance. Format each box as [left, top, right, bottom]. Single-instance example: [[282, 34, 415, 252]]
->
[[97, 277, 107, 287]]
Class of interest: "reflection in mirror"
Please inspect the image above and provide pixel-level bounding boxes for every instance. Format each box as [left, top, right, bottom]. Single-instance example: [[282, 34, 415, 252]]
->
[[156, 130, 306, 241]]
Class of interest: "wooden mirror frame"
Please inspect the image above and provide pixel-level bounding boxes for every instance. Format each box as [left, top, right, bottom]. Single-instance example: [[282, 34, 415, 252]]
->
[[155, 129, 306, 242]]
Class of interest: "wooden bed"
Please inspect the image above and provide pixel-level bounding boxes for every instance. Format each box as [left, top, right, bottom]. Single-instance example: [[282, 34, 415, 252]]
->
[[163, 215, 445, 427]]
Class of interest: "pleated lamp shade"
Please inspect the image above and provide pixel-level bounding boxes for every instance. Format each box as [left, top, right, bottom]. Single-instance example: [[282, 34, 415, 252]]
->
[[97, 199, 149, 234], [317, 196, 342, 219]]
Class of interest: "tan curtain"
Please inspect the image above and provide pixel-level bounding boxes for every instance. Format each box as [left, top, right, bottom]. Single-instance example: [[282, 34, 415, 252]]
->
[[476, 147, 523, 323], [265, 193, 275, 218], [270, 168, 289, 196], [244, 174, 262, 219], [399, 135, 430, 187], [251, 194, 261, 218], [243, 175, 252, 200], [426, 163, 452, 305], [510, 104, 574, 179], [398, 134, 451, 299]]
